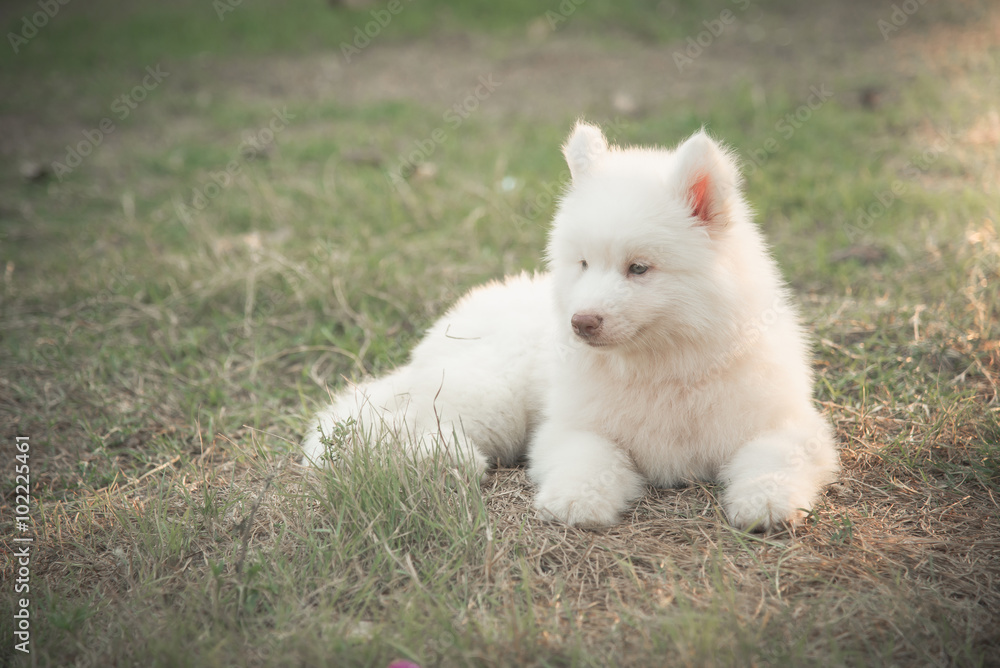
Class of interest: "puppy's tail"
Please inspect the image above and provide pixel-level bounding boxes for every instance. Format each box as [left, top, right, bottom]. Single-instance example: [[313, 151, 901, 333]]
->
[[301, 372, 412, 466]]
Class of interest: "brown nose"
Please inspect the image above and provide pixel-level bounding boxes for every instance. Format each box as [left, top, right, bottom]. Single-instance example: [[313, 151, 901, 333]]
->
[[571, 313, 603, 338]]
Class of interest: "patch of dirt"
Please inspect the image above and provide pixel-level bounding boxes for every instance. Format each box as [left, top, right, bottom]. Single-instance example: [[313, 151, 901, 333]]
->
[[8, 1, 998, 186], [207, 2, 896, 120], [3, 0, 955, 166]]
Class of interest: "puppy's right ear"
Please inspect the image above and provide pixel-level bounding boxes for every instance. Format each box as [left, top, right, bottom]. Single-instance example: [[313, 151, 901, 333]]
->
[[672, 129, 741, 235], [563, 122, 607, 181]]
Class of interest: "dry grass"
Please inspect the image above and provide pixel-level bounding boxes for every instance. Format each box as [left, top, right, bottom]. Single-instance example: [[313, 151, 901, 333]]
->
[[15, 400, 997, 665]]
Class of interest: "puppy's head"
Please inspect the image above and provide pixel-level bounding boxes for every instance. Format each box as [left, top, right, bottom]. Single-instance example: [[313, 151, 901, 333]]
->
[[547, 122, 751, 353]]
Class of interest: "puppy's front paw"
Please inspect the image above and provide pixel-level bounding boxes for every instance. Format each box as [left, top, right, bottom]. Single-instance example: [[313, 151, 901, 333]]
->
[[533, 467, 642, 528], [722, 472, 810, 532], [534, 485, 622, 528], [527, 426, 644, 528]]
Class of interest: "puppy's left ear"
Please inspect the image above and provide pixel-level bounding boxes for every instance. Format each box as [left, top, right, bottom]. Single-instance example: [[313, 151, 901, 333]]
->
[[563, 121, 608, 181], [672, 129, 741, 233]]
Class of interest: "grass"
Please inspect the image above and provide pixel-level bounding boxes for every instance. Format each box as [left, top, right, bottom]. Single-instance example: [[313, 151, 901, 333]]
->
[[1, 0, 999, 665]]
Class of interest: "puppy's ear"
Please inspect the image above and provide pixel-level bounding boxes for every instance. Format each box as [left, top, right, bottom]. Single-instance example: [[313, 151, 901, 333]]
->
[[672, 129, 741, 233], [563, 121, 608, 181]]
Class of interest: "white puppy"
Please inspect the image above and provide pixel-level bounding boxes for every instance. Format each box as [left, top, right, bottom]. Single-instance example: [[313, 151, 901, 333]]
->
[[302, 123, 839, 531]]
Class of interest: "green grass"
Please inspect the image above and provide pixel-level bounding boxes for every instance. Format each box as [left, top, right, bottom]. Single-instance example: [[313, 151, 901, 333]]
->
[[2, 0, 755, 75], [2, 0, 999, 665]]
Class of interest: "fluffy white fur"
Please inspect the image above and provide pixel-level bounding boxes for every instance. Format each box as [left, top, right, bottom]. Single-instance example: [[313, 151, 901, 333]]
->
[[302, 122, 839, 531]]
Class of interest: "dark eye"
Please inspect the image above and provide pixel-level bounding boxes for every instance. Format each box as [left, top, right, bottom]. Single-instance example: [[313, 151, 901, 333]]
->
[[581, 260, 588, 270], [628, 263, 648, 275]]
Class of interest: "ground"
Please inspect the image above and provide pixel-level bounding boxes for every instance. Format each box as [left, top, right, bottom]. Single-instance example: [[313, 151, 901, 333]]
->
[[0, 0, 998, 666]]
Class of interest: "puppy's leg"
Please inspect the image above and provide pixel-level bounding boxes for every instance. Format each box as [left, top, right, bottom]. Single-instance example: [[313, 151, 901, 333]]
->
[[720, 419, 839, 531], [529, 422, 644, 527]]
